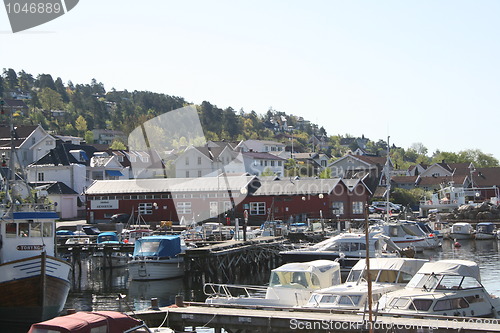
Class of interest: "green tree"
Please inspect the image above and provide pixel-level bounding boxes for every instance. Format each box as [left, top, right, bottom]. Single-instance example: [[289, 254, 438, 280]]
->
[[260, 167, 275, 177], [110, 140, 127, 150], [3, 68, 18, 90], [75, 115, 88, 136], [39, 87, 64, 110], [84, 130, 94, 144], [319, 167, 332, 179]]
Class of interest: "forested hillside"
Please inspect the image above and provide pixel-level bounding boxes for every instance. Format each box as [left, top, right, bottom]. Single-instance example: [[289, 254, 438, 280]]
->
[[1, 68, 498, 168]]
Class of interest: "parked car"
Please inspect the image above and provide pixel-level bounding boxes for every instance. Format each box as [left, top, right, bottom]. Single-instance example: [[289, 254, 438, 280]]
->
[[371, 202, 401, 214]]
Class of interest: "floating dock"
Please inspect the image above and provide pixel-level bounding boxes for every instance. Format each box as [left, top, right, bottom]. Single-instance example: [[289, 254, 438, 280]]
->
[[133, 302, 500, 333]]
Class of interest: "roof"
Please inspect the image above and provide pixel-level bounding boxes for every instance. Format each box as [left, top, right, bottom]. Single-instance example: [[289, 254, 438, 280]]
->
[[416, 174, 468, 187], [3, 99, 28, 108], [416, 260, 480, 281], [34, 142, 97, 166], [31, 181, 78, 195], [85, 175, 256, 194], [472, 167, 500, 187], [0, 125, 38, 150], [242, 152, 285, 160], [253, 178, 341, 196], [351, 258, 428, 276], [391, 175, 418, 185]]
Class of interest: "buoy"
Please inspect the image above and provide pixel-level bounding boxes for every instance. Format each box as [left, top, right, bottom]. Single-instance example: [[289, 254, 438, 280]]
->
[[454, 240, 461, 248]]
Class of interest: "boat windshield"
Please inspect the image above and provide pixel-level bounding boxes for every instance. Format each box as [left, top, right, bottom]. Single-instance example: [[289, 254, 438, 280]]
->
[[338, 295, 361, 306], [269, 271, 321, 289], [347, 269, 412, 283], [407, 273, 441, 290]]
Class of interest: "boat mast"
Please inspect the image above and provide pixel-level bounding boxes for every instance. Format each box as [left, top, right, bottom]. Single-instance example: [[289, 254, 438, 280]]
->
[[385, 136, 390, 223]]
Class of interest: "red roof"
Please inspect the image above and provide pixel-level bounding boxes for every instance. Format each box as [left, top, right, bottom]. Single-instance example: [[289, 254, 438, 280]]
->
[[28, 311, 143, 333]]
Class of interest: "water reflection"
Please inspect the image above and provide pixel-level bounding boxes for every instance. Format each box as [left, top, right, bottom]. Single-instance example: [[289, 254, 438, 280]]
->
[[129, 278, 184, 311]]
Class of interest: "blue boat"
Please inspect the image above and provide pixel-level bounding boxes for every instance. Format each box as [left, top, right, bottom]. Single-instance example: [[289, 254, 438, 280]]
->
[[128, 235, 185, 280], [475, 222, 496, 240]]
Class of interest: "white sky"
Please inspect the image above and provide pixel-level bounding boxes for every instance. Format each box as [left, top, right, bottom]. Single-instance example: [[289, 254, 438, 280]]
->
[[2, 1, 500, 159]]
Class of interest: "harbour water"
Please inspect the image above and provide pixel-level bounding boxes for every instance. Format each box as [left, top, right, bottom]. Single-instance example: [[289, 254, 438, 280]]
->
[[63, 238, 500, 314]]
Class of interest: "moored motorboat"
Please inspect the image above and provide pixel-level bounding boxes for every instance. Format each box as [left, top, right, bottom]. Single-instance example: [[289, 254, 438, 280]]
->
[[304, 257, 428, 310], [450, 222, 475, 240], [279, 232, 403, 273], [475, 222, 496, 240], [128, 235, 185, 280], [378, 260, 500, 318], [204, 260, 341, 307]]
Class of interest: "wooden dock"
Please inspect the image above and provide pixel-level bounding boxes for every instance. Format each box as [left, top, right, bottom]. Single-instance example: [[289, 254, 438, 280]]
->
[[133, 302, 500, 332], [184, 236, 287, 286]]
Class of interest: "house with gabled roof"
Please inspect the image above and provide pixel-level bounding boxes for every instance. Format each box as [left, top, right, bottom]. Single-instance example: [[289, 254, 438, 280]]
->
[[30, 181, 80, 219], [420, 162, 454, 178], [293, 152, 330, 176], [0, 124, 56, 168], [237, 139, 285, 154]]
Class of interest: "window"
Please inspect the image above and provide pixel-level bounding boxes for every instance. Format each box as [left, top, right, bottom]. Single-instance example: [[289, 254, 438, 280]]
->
[[19, 222, 29, 237], [43, 222, 53, 237], [198, 170, 202, 177], [37, 172, 45, 182], [186, 171, 190, 178], [250, 202, 266, 215], [278, 161, 282, 166], [352, 201, 364, 214], [197, 157, 202, 165], [177, 202, 191, 214], [6, 223, 16, 238], [185, 157, 189, 165], [332, 202, 344, 215], [409, 299, 433, 311], [139, 203, 153, 215], [271, 161, 275, 166], [30, 222, 42, 237]]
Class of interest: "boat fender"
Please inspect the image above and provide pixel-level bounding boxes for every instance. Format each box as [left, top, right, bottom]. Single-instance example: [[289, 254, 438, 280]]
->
[[0, 234, 2, 249]]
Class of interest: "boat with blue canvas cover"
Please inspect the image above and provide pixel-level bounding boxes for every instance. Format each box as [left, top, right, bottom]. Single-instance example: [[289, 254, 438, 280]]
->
[[128, 235, 185, 280], [475, 222, 496, 240]]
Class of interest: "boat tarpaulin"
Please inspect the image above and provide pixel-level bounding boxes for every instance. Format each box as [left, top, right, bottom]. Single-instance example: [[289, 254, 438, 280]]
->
[[28, 311, 142, 333], [133, 235, 182, 257], [417, 260, 481, 281]]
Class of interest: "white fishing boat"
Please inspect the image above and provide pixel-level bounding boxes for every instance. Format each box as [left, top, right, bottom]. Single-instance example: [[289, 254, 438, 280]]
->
[[0, 209, 72, 328], [128, 235, 185, 280], [304, 258, 427, 310], [475, 222, 496, 240], [204, 260, 341, 307], [279, 232, 402, 273], [450, 222, 475, 240], [370, 221, 440, 252], [378, 260, 500, 318]]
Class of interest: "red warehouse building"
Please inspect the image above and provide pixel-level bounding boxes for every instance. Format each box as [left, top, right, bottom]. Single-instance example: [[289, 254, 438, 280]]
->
[[85, 176, 371, 225]]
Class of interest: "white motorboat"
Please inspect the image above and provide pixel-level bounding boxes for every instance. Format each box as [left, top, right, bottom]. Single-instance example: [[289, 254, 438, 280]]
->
[[279, 232, 402, 273], [304, 257, 428, 310], [450, 222, 475, 240], [378, 260, 500, 318], [370, 221, 440, 252], [204, 260, 341, 307], [128, 235, 185, 280]]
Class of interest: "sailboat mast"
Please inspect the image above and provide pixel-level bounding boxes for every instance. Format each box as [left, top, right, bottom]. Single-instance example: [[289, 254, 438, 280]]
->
[[385, 136, 390, 223]]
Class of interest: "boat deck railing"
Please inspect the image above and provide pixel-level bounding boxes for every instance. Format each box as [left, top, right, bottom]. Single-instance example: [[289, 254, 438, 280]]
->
[[204, 283, 268, 299]]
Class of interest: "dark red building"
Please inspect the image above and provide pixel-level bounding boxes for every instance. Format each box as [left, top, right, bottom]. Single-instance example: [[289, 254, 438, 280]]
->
[[85, 176, 370, 225]]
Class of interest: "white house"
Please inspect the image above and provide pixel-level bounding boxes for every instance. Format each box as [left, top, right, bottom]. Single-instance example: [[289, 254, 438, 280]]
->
[[242, 152, 285, 177], [237, 139, 286, 155], [0, 125, 56, 168]]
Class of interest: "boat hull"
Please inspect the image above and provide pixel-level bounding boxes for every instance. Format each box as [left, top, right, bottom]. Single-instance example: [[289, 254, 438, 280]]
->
[[475, 233, 496, 240], [450, 232, 474, 240], [128, 258, 184, 280], [0, 255, 71, 326]]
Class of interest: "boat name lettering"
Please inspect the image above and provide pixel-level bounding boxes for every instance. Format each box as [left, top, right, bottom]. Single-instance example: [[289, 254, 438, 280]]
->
[[17, 245, 44, 250]]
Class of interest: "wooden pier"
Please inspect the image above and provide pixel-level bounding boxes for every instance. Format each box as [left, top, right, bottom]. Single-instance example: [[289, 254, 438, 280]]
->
[[133, 302, 500, 333], [184, 236, 287, 286]]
